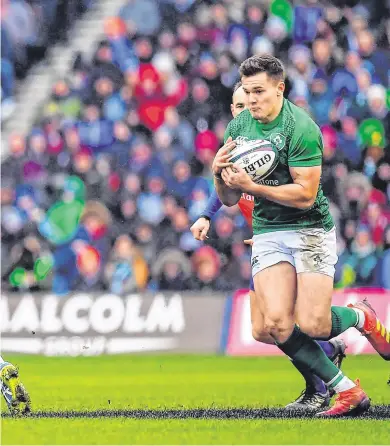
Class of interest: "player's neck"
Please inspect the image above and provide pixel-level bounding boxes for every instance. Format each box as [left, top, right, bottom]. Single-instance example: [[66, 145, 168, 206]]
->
[[258, 97, 284, 125]]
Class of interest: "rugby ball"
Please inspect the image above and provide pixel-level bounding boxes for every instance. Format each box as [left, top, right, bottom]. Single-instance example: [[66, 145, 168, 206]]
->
[[229, 139, 279, 183]]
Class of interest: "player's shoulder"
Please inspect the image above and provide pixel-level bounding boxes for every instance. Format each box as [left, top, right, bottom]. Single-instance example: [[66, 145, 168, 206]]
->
[[226, 109, 254, 139], [284, 99, 321, 136]]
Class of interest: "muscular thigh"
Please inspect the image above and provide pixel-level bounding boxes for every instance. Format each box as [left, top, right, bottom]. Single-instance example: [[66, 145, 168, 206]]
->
[[253, 262, 297, 329], [295, 273, 334, 338]]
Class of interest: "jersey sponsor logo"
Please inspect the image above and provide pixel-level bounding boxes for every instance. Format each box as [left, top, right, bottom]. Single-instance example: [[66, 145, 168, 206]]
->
[[241, 193, 254, 201], [270, 133, 286, 151], [257, 179, 279, 186]]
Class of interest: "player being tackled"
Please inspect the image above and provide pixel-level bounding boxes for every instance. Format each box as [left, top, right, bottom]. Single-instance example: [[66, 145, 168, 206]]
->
[[212, 55, 389, 417], [191, 82, 347, 412]]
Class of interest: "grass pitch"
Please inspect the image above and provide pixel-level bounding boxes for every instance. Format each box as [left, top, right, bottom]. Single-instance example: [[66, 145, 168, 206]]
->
[[1, 354, 389, 444]]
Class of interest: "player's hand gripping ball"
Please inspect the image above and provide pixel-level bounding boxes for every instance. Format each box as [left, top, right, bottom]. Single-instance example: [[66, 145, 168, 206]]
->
[[228, 138, 280, 184]]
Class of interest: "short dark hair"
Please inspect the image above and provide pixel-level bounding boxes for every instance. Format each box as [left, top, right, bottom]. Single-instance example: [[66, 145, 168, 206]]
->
[[233, 81, 242, 93], [239, 55, 285, 82]]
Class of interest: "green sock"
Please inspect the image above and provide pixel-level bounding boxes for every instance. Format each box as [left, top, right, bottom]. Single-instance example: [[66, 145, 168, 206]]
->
[[277, 326, 343, 385], [328, 306, 359, 339]]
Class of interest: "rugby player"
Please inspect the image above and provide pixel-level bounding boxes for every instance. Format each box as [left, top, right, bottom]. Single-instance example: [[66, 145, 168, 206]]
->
[[191, 82, 347, 411], [0, 356, 31, 414], [212, 55, 389, 417]]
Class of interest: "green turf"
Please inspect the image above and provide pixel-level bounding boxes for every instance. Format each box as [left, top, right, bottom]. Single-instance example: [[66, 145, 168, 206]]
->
[[1, 354, 389, 444]]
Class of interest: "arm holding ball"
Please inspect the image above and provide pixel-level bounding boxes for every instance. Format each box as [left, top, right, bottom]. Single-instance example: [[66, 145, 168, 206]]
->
[[222, 165, 321, 210], [212, 137, 242, 207]]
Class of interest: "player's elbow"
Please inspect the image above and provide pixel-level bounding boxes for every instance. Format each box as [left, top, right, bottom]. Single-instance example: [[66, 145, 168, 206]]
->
[[298, 196, 315, 210], [295, 187, 316, 210], [220, 194, 240, 207], [217, 189, 241, 207]]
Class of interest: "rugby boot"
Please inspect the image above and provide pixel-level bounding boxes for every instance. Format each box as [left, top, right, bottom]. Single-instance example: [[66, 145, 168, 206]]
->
[[0, 363, 31, 415], [316, 379, 370, 417], [348, 299, 390, 360]]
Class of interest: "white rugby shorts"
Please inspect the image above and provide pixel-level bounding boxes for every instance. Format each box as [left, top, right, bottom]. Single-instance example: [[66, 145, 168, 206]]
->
[[251, 227, 338, 278]]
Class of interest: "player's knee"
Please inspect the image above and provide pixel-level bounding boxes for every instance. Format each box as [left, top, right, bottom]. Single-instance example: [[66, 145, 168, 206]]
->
[[298, 316, 331, 339], [251, 326, 269, 343], [263, 315, 293, 339]]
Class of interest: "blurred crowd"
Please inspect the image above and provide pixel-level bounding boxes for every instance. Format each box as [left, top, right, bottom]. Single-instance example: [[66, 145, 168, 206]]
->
[[1, 0, 93, 121], [1, 0, 390, 295]]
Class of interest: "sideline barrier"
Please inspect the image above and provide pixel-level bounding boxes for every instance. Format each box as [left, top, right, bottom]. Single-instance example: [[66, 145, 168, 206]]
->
[[224, 288, 390, 356], [1, 292, 225, 356]]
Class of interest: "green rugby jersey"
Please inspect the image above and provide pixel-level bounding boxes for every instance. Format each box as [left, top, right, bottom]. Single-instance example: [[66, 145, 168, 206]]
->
[[224, 99, 334, 235]]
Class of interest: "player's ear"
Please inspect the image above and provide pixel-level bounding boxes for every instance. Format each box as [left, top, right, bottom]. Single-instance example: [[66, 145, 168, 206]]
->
[[277, 81, 285, 97], [230, 104, 234, 115]]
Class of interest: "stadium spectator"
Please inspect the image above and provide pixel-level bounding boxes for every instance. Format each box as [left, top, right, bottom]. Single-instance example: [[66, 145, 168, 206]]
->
[[2, 0, 390, 293]]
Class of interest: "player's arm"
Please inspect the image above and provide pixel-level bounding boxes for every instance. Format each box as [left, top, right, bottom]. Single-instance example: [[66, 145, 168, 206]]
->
[[223, 119, 323, 209], [212, 136, 241, 207], [190, 190, 223, 241], [239, 165, 321, 209]]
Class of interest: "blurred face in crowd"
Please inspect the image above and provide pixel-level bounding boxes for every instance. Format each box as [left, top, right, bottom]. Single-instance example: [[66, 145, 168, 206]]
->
[[247, 5, 264, 23], [163, 196, 177, 217], [9, 134, 26, 157], [53, 80, 70, 98], [74, 151, 93, 173], [96, 155, 111, 177], [311, 77, 327, 95], [121, 198, 136, 219], [30, 134, 47, 154], [344, 220, 357, 241], [312, 39, 331, 66], [345, 52, 361, 73], [94, 77, 114, 98], [230, 85, 248, 118], [147, 177, 165, 195], [241, 72, 285, 122], [178, 22, 197, 44], [1, 186, 14, 205], [356, 228, 371, 248], [64, 128, 81, 154], [192, 80, 210, 103], [215, 216, 234, 239], [24, 236, 41, 253], [132, 143, 152, 165], [357, 30, 375, 56], [115, 235, 134, 258], [366, 146, 383, 163], [367, 203, 382, 225], [172, 208, 189, 232], [136, 223, 153, 243], [163, 262, 182, 280], [173, 160, 191, 182], [96, 45, 112, 63], [159, 30, 176, 49], [154, 128, 172, 150], [114, 121, 131, 141], [83, 105, 100, 122], [124, 173, 141, 194], [342, 117, 358, 138], [135, 38, 153, 60], [351, 15, 367, 34], [164, 107, 180, 127], [197, 259, 218, 283], [174, 45, 189, 66], [356, 69, 371, 92]]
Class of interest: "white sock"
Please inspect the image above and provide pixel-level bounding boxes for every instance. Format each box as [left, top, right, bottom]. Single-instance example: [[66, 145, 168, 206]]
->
[[332, 376, 356, 393], [353, 309, 365, 330], [0, 356, 5, 365]]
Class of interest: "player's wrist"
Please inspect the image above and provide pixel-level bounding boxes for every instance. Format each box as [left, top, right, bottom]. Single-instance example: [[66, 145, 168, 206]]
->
[[199, 215, 211, 222]]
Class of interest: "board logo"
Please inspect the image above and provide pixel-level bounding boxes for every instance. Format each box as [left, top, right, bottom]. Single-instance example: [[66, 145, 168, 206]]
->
[[270, 133, 286, 151]]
